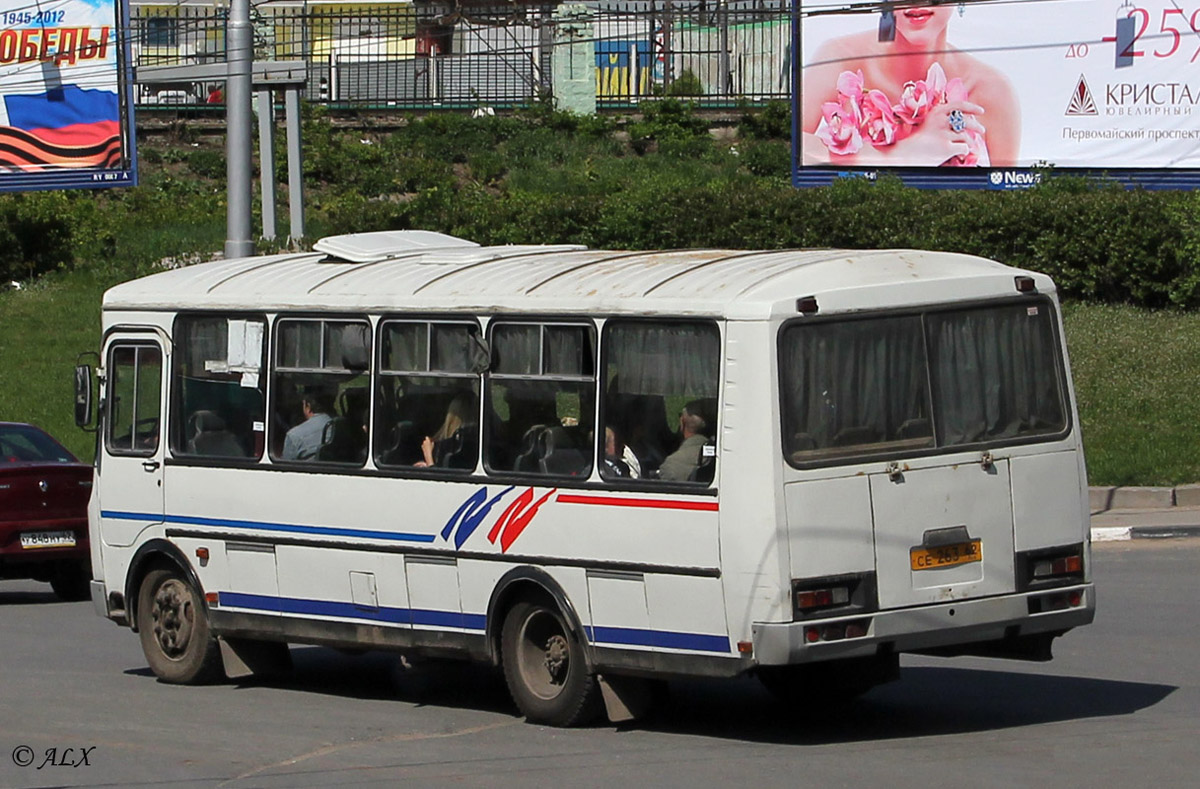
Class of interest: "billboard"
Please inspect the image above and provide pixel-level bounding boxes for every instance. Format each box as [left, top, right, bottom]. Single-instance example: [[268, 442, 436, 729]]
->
[[793, 0, 1200, 189], [0, 0, 135, 191]]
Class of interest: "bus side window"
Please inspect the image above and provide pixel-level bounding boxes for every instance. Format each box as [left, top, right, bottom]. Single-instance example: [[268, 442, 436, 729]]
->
[[601, 321, 720, 485], [375, 320, 481, 472], [485, 322, 595, 477], [172, 315, 267, 460], [271, 318, 370, 465]]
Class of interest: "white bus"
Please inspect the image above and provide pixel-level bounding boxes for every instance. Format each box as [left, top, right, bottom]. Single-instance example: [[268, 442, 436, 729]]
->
[[77, 232, 1095, 726]]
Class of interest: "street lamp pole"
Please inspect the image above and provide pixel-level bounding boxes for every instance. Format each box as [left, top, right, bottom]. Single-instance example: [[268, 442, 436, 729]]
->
[[225, 0, 255, 258]]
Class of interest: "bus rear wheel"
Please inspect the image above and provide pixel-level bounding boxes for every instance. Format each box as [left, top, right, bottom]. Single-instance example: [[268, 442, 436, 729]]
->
[[501, 599, 600, 726], [136, 567, 222, 684]]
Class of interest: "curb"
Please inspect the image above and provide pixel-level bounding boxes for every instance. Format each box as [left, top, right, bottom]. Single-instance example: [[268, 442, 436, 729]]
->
[[1089, 484, 1200, 511], [1092, 525, 1200, 542]]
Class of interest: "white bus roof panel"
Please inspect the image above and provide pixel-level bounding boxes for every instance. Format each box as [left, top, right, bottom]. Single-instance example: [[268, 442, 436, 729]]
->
[[103, 238, 1055, 318]]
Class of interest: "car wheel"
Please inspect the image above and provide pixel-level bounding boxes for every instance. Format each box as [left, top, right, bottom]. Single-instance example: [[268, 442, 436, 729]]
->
[[501, 599, 600, 726], [136, 567, 223, 684], [49, 560, 91, 602]]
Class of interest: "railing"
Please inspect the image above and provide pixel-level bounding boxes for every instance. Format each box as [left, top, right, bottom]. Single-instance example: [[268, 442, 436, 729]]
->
[[129, 1, 792, 109]]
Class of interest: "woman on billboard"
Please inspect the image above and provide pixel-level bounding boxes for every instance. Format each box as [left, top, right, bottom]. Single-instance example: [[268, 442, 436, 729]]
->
[[801, 4, 1020, 167]]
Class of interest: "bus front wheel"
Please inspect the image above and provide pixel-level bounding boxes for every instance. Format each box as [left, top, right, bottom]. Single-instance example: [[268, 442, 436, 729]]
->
[[500, 599, 600, 726], [136, 567, 223, 684]]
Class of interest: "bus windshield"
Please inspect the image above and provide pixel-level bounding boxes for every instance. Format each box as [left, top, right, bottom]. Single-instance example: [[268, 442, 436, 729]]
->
[[780, 299, 1068, 464]]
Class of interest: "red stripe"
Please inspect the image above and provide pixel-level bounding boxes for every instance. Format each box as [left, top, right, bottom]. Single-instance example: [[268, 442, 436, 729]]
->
[[555, 493, 718, 512]]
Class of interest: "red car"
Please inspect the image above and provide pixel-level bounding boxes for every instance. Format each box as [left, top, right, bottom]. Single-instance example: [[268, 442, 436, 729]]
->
[[0, 422, 93, 600]]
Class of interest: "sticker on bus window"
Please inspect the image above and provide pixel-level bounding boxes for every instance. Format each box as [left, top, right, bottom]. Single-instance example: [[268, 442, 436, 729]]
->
[[1027, 307, 1039, 316]]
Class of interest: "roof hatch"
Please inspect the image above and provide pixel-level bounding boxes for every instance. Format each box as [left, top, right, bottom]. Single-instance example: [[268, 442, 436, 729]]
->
[[314, 230, 479, 263]]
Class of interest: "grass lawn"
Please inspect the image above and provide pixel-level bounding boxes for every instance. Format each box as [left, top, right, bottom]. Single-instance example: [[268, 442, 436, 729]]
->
[[2, 263, 1196, 487], [0, 271, 108, 462], [1062, 303, 1200, 486]]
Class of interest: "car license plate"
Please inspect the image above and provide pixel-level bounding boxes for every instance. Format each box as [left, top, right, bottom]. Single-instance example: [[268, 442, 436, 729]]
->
[[19, 531, 76, 549], [910, 539, 982, 571]]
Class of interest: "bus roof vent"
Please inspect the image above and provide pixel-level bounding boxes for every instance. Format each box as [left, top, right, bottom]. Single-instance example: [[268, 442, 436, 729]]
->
[[314, 230, 479, 264]]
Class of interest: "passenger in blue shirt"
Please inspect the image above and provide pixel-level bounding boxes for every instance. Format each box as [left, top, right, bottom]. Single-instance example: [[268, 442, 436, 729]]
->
[[281, 390, 334, 461]]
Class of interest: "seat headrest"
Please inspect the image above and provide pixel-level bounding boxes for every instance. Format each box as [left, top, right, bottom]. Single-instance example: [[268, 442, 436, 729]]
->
[[193, 410, 226, 432]]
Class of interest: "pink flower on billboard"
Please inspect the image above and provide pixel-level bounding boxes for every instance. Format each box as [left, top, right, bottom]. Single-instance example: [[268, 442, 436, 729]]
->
[[815, 98, 864, 155], [861, 89, 899, 146], [816, 62, 988, 167]]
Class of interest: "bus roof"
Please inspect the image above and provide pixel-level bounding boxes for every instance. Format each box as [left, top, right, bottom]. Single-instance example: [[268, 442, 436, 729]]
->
[[102, 232, 1054, 319]]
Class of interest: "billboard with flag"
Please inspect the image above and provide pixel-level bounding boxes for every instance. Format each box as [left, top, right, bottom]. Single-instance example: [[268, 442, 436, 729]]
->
[[0, 0, 135, 191], [794, 0, 1200, 189]]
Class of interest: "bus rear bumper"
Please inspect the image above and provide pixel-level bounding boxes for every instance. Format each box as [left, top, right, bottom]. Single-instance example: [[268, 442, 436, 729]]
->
[[751, 583, 1095, 666]]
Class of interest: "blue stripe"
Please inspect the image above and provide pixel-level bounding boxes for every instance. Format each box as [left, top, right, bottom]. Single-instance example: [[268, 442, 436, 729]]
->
[[218, 592, 485, 631], [218, 593, 727, 652], [100, 510, 435, 544], [586, 625, 731, 654]]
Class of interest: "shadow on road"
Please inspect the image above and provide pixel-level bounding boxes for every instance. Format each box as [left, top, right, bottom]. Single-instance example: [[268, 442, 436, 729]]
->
[[0, 587, 62, 605], [642, 667, 1175, 744], [238, 646, 519, 717], [205, 646, 1173, 743]]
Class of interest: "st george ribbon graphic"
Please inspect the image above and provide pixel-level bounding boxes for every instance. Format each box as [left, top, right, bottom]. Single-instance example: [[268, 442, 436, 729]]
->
[[0, 85, 121, 169]]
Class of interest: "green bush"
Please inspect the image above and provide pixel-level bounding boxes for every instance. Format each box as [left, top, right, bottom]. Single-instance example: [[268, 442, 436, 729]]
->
[[186, 149, 226, 180], [0, 193, 76, 282]]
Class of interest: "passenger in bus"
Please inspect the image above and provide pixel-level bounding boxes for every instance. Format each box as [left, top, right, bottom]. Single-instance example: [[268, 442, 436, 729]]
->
[[603, 426, 640, 478], [657, 400, 710, 481], [415, 391, 477, 468], [281, 388, 335, 461]]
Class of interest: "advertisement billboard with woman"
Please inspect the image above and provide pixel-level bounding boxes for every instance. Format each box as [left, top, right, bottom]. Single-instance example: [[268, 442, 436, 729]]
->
[[796, 0, 1200, 188]]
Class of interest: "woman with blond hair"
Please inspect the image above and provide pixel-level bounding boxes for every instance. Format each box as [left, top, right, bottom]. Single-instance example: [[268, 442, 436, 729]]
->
[[415, 391, 477, 468]]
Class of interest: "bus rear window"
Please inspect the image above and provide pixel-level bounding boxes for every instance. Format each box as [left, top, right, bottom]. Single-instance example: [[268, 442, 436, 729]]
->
[[780, 300, 1067, 464]]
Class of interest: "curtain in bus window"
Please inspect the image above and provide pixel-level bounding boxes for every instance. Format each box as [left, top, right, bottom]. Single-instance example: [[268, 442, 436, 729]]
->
[[493, 325, 539, 375], [780, 317, 930, 457], [279, 321, 321, 369], [383, 323, 426, 372], [606, 323, 719, 396], [927, 304, 1065, 447], [545, 326, 587, 376], [431, 324, 475, 373]]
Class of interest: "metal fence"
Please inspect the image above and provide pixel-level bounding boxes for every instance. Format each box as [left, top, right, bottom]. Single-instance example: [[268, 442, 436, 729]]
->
[[129, 2, 792, 110]]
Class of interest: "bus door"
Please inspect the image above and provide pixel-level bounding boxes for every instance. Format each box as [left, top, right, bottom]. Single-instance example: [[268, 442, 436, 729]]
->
[[869, 459, 1016, 610], [98, 332, 167, 548]]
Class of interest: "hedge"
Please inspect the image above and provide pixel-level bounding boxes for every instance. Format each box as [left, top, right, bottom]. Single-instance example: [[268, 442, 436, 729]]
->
[[4, 102, 1200, 310]]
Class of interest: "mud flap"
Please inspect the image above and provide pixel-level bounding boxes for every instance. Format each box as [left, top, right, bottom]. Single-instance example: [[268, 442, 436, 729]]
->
[[219, 637, 293, 679], [598, 674, 658, 723]]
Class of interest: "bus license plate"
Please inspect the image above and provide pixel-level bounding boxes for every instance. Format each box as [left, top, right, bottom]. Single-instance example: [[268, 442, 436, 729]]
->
[[20, 531, 76, 549], [910, 540, 982, 571]]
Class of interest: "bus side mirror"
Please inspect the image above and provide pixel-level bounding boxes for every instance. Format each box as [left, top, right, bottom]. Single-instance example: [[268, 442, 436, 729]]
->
[[74, 361, 96, 431]]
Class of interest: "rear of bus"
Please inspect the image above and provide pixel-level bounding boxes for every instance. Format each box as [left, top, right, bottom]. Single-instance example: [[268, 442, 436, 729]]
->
[[754, 259, 1094, 689]]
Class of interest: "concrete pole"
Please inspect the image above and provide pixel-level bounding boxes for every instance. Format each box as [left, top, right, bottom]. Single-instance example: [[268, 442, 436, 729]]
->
[[285, 86, 305, 242], [225, 0, 255, 258], [257, 88, 276, 241]]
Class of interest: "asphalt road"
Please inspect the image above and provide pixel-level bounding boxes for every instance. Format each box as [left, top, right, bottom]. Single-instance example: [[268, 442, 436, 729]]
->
[[1, 539, 1196, 789]]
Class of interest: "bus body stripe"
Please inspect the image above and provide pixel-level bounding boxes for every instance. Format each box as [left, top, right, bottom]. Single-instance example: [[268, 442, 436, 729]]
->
[[554, 494, 719, 512], [100, 510, 435, 544], [215, 593, 728, 652], [586, 625, 731, 653]]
